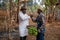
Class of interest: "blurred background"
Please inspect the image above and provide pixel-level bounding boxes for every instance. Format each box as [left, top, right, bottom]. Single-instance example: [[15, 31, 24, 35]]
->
[[0, 0, 60, 40]]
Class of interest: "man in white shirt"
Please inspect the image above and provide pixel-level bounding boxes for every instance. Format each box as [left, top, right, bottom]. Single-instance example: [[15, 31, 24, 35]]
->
[[18, 7, 30, 40]]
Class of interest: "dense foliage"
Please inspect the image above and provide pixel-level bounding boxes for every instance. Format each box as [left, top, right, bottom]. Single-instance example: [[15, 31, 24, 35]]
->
[[28, 26, 38, 36]]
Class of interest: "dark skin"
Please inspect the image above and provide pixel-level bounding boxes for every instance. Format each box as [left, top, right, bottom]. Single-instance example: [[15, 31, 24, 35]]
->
[[22, 9, 26, 14]]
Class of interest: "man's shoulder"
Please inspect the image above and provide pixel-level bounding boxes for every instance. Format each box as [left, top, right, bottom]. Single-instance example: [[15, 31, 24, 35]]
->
[[19, 11, 22, 14], [19, 11, 23, 15], [40, 13, 44, 17]]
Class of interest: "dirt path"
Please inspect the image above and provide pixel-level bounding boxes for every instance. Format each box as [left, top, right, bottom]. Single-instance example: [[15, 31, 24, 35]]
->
[[0, 19, 60, 40], [45, 22, 60, 40], [27, 19, 60, 40]]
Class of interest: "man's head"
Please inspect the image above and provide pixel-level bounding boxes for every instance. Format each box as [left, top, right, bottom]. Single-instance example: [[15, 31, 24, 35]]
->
[[20, 7, 26, 14], [37, 9, 42, 14]]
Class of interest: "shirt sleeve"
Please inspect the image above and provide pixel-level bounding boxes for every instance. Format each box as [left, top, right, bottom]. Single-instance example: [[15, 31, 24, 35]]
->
[[41, 14, 46, 24], [19, 12, 30, 21], [31, 17, 37, 22], [42, 17, 45, 24]]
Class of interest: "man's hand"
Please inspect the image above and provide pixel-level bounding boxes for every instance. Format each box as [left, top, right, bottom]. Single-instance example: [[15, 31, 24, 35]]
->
[[28, 13, 33, 18], [27, 25, 31, 29], [39, 24, 45, 31], [38, 29, 41, 33], [30, 14, 33, 18]]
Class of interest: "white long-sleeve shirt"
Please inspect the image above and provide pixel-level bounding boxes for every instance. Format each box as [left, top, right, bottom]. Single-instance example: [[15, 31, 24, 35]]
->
[[18, 12, 30, 37]]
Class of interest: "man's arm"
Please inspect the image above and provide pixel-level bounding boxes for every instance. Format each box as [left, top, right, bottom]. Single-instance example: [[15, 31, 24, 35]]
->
[[40, 15, 46, 29], [39, 14, 46, 29], [30, 14, 37, 22], [40, 13, 46, 25], [42, 17, 45, 25], [31, 17, 37, 22]]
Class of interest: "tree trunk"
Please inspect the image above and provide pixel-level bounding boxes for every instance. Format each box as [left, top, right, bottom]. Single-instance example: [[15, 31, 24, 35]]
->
[[48, 6, 53, 23], [9, 0, 13, 18], [16, 0, 19, 23], [8, 0, 13, 40]]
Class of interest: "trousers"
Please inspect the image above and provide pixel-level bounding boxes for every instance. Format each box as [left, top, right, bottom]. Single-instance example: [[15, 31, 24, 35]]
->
[[36, 32, 44, 40], [20, 36, 27, 40]]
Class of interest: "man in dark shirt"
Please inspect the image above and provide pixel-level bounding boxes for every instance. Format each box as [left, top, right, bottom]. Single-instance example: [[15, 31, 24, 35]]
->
[[30, 9, 46, 40]]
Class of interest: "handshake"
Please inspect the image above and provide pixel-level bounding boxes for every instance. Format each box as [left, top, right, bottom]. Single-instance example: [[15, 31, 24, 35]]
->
[[28, 13, 33, 18], [29, 14, 33, 18]]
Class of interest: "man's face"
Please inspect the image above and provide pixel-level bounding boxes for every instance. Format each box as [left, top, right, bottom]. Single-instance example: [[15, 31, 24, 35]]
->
[[37, 10, 40, 14], [22, 9, 26, 14]]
